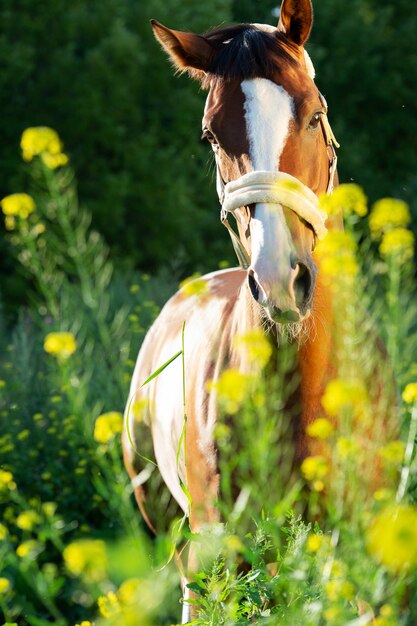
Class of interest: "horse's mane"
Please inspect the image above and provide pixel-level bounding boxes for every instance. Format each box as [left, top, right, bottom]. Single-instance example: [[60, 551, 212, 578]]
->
[[200, 24, 298, 87]]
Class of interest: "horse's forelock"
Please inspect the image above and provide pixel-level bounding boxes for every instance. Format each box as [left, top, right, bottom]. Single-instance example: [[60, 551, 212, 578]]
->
[[201, 24, 298, 88]]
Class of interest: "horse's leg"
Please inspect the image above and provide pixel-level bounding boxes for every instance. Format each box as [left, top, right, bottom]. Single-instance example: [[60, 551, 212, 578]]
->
[[181, 413, 220, 622]]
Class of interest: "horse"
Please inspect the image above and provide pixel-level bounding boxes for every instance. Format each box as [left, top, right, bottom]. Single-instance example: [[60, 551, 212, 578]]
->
[[123, 0, 342, 620]]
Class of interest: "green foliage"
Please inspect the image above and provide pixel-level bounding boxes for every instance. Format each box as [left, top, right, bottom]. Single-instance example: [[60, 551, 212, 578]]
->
[[2, 0, 416, 312], [0, 0, 235, 312]]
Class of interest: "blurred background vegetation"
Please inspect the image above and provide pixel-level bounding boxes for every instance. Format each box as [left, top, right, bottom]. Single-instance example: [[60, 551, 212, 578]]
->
[[1, 0, 416, 314]]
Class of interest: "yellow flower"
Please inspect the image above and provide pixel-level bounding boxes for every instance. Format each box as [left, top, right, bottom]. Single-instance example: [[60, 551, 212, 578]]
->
[[207, 369, 253, 414], [43, 331, 77, 359], [16, 539, 39, 558], [63, 539, 107, 581], [98, 591, 120, 618], [306, 534, 323, 553], [369, 198, 411, 240], [93, 411, 124, 444], [315, 231, 359, 282], [118, 578, 142, 605], [21, 127, 69, 169], [336, 437, 361, 460], [0, 470, 16, 491], [402, 382, 417, 404], [378, 440, 405, 465], [180, 273, 209, 298], [16, 510, 40, 531], [233, 329, 272, 369], [42, 502, 57, 517], [374, 605, 398, 626], [306, 418, 334, 440], [325, 579, 354, 601], [41, 152, 69, 169], [1, 193, 36, 219], [321, 378, 367, 417], [379, 228, 414, 262], [367, 504, 417, 572], [300, 455, 329, 481], [0, 577, 10, 594], [320, 183, 368, 217], [75, 622, 93, 626]]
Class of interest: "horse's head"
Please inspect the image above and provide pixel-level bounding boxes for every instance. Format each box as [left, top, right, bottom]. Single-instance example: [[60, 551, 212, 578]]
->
[[152, 0, 338, 324]]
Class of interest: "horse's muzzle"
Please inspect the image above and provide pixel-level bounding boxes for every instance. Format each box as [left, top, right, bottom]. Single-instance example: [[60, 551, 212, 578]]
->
[[247, 262, 316, 324]]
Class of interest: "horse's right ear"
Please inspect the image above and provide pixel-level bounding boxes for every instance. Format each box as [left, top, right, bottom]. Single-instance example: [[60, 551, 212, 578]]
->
[[151, 20, 215, 75]]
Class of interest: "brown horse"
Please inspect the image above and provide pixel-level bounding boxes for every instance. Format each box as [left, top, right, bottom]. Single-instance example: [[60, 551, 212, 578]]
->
[[124, 0, 341, 620]]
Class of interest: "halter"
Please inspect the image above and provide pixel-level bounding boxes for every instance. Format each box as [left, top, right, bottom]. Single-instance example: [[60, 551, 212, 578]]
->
[[215, 95, 340, 269]]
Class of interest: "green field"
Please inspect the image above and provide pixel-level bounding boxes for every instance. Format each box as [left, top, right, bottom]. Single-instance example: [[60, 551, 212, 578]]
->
[[0, 130, 416, 625]]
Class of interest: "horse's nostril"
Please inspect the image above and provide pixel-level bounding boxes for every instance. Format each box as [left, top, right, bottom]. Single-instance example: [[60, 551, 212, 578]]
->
[[294, 263, 312, 308], [248, 272, 260, 302]]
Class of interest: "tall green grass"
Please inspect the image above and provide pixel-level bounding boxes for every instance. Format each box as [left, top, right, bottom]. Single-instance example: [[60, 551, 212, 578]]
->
[[0, 131, 416, 625]]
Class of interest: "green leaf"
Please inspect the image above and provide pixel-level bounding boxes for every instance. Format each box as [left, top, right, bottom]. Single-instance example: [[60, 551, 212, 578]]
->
[[141, 349, 182, 386]]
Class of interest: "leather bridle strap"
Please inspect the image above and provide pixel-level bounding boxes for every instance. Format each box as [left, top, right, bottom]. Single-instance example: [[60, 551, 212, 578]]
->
[[215, 103, 340, 270]]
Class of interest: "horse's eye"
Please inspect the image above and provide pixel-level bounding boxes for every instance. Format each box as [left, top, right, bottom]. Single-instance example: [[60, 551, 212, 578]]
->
[[308, 112, 322, 130], [201, 128, 218, 146]]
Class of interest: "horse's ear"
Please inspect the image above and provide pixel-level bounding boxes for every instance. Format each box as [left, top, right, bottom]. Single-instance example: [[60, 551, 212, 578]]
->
[[277, 0, 313, 46], [151, 20, 215, 74]]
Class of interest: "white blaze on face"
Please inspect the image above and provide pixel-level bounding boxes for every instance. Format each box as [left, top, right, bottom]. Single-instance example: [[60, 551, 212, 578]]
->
[[241, 78, 297, 308], [241, 78, 294, 171]]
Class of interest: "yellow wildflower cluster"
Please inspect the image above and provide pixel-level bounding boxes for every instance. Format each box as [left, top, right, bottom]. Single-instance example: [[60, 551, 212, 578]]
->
[[320, 183, 368, 217], [44, 331, 77, 360], [0, 469, 16, 491], [369, 198, 411, 240], [315, 231, 359, 283], [325, 578, 355, 602], [63, 539, 107, 581], [207, 368, 252, 414], [97, 579, 145, 623], [402, 382, 417, 404], [321, 378, 367, 417], [94, 411, 124, 444], [306, 533, 331, 553], [16, 510, 40, 531], [98, 590, 120, 618], [0, 577, 10, 594], [374, 605, 398, 626], [379, 228, 414, 262], [300, 455, 328, 491], [233, 328, 272, 369], [21, 127, 69, 169], [75, 622, 93, 626], [1, 193, 36, 231], [179, 272, 209, 298], [306, 417, 334, 440], [16, 539, 39, 558], [1, 193, 35, 218], [368, 198, 414, 262], [367, 503, 417, 572]]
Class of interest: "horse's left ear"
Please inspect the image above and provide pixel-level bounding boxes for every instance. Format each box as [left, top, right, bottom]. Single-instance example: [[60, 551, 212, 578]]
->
[[277, 0, 313, 46]]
